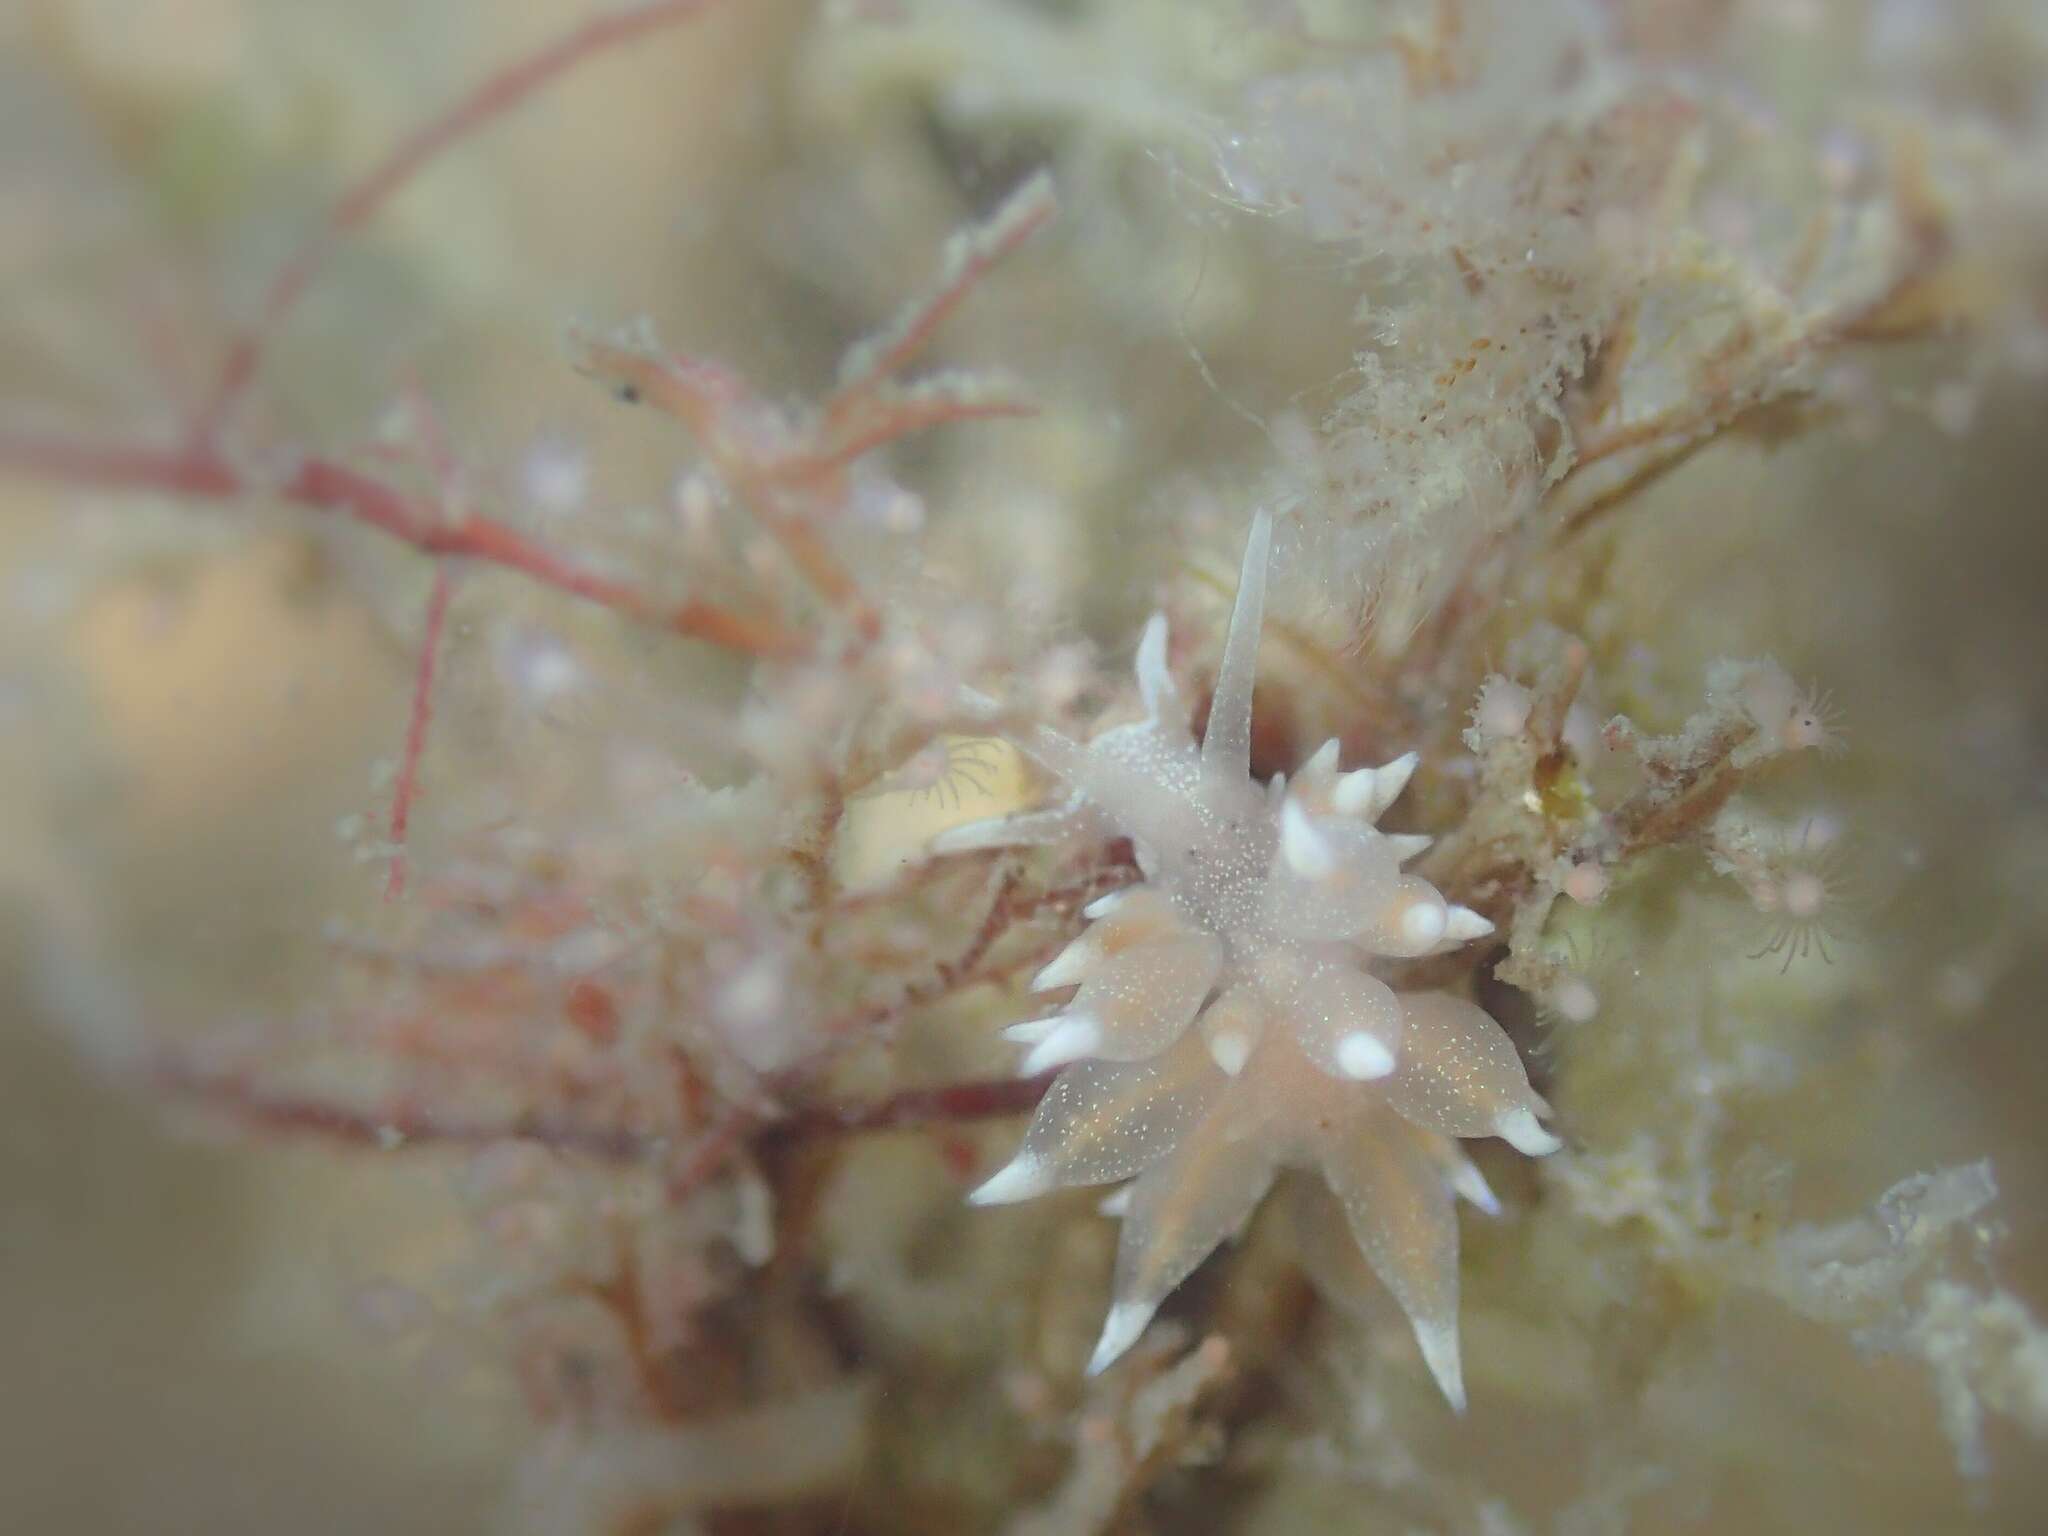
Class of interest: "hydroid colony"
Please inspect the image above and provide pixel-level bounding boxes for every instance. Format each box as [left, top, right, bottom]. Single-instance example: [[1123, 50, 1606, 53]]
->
[[3, 2, 2046, 1531]]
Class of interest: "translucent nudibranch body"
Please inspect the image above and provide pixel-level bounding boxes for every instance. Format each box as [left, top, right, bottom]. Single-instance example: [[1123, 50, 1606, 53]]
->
[[936, 510, 1559, 1410]]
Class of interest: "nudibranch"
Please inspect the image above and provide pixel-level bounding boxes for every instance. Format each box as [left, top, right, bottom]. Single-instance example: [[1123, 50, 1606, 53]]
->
[[936, 510, 1559, 1409]]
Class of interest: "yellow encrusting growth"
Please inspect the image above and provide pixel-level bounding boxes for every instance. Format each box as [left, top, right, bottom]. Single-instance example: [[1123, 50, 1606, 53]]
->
[[834, 735, 1035, 892]]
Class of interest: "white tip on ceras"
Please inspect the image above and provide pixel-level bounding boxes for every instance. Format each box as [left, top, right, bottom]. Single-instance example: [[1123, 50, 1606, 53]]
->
[[1382, 832, 1434, 864], [1399, 896, 1449, 950], [1200, 991, 1264, 1076], [1329, 768, 1377, 818], [1300, 737, 1340, 781], [1446, 1155, 1502, 1216], [1208, 1029, 1254, 1076], [1441, 905, 1495, 943], [1335, 1031, 1397, 1080], [1422, 905, 1494, 956], [1086, 1299, 1158, 1376], [1031, 934, 1096, 992], [969, 1152, 1054, 1206], [1280, 798, 1337, 879], [1002, 1016, 1062, 1045], [1134, 612, 1173, 720], [1413, 1318, 1468, 1415], [1097, 1184, 1133, 1218], [1495, 1106, 1563, 1157], [1369, 751, 1420, 815], [1020, 1015, 1102, 1075], [1082, 890, 1130, 920], [1332, 751, 1419, 821]]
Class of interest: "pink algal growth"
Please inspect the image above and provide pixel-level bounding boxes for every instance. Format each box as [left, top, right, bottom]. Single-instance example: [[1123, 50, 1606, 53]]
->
[[940, 511, 1559, 1409]]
